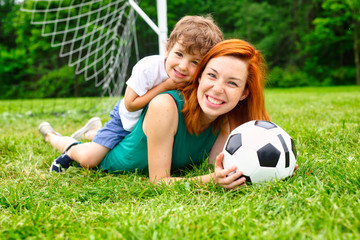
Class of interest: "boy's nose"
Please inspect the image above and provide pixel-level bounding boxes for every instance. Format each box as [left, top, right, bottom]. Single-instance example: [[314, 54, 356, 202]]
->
[[178, 60, 189, 71]]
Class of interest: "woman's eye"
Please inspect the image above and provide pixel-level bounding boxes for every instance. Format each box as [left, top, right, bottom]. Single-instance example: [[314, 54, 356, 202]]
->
[[229, 81, 238, 87], [192, 61, 198, 65], [208, 73, 216, 78]]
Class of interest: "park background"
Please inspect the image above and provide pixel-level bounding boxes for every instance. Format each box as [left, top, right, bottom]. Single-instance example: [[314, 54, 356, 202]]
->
[[1, 0, 359, 99], [1, 1, 360, 239]]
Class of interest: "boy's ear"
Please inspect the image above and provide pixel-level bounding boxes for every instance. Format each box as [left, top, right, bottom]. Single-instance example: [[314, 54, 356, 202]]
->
[[239, 88, 249, 101]]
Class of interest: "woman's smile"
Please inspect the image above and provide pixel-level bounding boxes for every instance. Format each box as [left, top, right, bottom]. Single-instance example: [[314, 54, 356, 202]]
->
[[206, 94, 225, 106]]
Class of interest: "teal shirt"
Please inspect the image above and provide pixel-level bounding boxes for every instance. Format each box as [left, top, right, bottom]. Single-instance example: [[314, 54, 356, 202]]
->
[[99, 90, 219, 173]]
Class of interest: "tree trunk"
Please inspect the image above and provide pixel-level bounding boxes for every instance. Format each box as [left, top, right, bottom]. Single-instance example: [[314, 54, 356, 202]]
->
[[74, 74, 79, 97], [354, 20, 360, 85], [292, 0, 300, 42]]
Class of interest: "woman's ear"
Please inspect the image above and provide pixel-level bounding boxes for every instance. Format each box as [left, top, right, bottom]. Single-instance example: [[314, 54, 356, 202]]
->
[[239, 88, 249, 101]]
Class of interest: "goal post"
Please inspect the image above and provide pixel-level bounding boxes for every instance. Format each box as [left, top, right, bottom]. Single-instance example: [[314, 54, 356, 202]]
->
[[129, 0, 168, 56], [20, 0, 168, 96], [156, 0, 168, 56]]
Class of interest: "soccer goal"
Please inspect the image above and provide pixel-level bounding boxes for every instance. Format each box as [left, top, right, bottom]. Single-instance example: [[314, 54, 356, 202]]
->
[[21, 0, 168, 97]]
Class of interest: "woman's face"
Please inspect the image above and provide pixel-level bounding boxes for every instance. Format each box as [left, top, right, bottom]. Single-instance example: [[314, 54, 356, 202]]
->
[[197, 56, 249, 122]]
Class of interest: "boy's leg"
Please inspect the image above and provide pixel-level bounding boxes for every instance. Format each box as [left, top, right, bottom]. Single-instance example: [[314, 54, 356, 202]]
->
[[46, 132, 78, 153], [84, 129, 99, 141], [71, 117, 102, 141], [38, 122, 77, 153], [67, 142, 110, 169], [48, 139, 109, 172], [40, 122, 109, 172], [69, 101, 129, 169]]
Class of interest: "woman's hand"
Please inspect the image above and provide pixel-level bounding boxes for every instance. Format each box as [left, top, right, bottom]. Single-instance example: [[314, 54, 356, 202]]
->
[[213, 152, 247, 189], [292, 164, 298, 176]]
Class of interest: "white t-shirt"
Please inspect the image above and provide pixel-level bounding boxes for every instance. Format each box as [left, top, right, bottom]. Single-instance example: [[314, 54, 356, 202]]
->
[[119, 55, 169, 131]]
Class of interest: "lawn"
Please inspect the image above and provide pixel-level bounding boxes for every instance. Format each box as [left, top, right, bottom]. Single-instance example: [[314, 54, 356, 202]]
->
[[0, 86, 359, 239]]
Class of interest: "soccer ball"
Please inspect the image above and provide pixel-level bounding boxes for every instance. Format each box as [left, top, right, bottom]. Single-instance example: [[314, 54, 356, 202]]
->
[[222, 120, 297, 184]]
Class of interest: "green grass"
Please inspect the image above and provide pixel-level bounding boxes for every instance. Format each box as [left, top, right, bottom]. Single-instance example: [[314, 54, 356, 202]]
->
[[1, 86, 360, 239]]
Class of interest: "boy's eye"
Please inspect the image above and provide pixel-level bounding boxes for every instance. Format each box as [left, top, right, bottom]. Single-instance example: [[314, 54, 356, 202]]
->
[[175, 52, 183, 57]]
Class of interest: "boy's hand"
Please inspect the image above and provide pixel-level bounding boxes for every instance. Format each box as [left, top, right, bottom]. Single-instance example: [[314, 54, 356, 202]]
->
[[163, 78, 187, 90]]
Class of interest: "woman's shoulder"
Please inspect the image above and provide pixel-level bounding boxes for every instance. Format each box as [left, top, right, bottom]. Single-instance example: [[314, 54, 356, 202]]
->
[[143, 91, 183, 125], [159, 90, 184, 107], [143, 91, 179, 136], [149, 92, 179, 111]]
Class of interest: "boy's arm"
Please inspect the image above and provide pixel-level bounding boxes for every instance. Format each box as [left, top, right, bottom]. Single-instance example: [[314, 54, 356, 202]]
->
[[124, 78, 186, 112]]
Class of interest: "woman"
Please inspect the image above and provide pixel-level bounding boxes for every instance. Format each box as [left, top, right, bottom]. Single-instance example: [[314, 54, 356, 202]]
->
[[40, 39, 270, 189]]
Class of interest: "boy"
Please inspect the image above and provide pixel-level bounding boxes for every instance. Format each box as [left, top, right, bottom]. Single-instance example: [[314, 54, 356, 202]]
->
[[39, 15, 223, 172]]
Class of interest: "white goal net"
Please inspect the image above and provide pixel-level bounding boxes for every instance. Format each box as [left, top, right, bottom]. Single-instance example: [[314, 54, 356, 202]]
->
[[21, 0, 139, 96]]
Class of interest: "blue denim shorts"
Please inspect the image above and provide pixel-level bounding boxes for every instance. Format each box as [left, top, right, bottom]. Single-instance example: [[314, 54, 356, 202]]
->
[[92, 100, 131, 149]]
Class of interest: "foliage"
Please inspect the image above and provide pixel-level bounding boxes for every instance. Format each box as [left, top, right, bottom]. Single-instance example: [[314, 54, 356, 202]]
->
[[268, 66, 316, 88], [1, 87, 360, 238], [34, 66, 77, 98], [0, 47, 32, 98], [301, 0, 359, 86], [0, 0, 359, 99]]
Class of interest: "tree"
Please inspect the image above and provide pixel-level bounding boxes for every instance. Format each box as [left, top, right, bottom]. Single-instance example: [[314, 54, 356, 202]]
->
[[344, 0, 360, 85], [302, 0, 359, 85], [2, 0, 359, 98]]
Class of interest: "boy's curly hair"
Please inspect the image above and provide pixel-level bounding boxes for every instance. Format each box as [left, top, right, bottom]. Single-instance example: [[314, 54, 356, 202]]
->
[[165, 15, 223, 57]]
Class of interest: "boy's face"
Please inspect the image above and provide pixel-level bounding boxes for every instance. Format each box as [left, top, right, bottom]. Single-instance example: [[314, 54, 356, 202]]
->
[[165, 42, 202, 84]]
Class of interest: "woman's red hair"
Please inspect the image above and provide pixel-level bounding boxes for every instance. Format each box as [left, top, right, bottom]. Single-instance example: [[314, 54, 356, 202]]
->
[[181, 39, 270, 135]]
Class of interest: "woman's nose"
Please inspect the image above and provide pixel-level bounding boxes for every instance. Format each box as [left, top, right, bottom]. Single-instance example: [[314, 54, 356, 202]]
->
[[212, 80, 225, 93]]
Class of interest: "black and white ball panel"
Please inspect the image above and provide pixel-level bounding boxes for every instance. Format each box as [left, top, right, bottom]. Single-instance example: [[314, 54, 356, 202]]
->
[[254, 120, 277, 129], [225, 133, 242, 155], [223, 120, 297, 184]]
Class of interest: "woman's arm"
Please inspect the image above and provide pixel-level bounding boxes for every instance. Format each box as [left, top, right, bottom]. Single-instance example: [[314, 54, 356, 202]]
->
[[143, 95, 247, 187], [143, 94, 219, 185], [208, 122, 230, 165], [210, 115, 252, 161], [143, 93, 178, 183]]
